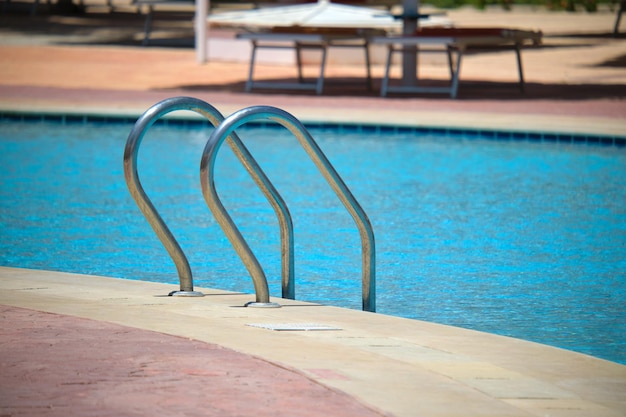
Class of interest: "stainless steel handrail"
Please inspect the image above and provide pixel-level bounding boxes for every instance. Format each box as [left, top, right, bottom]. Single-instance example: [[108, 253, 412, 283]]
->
[[200, 105, 376, 312], [124, 97, 293, 302]]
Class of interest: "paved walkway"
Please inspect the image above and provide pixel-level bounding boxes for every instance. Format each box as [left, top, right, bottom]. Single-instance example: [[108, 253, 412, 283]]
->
[[0, 5, 625, 417], [1, 304, 381, 417], [1, 267, 625, 417], [0, 5, 625, 135]]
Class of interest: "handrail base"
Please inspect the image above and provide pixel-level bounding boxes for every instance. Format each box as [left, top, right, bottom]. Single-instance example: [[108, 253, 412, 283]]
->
[[245, 301, 282, 308], [169, 290, 205, 297]]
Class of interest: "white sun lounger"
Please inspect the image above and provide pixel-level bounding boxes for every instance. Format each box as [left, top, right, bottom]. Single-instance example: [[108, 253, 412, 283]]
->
[[372, 27, 542, 98], [237, 28, 381, 95]]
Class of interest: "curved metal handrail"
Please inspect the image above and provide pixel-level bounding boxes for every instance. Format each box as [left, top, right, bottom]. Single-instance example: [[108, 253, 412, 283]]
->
[[200, 105, 376, 312], [124, 97, 294, 301]]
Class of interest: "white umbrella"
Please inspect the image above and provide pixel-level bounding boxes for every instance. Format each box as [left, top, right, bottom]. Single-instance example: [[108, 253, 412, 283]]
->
[[200, 0, 448, 85], [207, 0, 448, 31]]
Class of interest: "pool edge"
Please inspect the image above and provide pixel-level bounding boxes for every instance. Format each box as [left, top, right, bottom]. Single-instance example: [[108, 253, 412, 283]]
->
[[1, 266, 624, 417], [2, 108, 625, 147]]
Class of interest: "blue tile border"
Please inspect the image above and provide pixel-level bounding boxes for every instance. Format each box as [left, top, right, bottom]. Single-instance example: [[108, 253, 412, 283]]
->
[[1, 111, 624, 148]]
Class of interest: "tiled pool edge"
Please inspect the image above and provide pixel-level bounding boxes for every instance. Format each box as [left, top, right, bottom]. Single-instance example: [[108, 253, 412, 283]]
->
[[2, 110, 625, 147]]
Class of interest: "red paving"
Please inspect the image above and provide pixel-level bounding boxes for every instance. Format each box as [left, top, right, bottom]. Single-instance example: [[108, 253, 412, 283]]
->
[[0, 306, 385, 417]]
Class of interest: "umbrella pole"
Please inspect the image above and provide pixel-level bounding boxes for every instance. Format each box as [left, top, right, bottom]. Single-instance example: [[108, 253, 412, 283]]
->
[[196, 0, 209, 63], [402, 0, 419, 87]]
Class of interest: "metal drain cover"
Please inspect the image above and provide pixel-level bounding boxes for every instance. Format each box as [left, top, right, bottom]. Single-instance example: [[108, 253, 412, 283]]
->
[[246, 323, 342, 331]]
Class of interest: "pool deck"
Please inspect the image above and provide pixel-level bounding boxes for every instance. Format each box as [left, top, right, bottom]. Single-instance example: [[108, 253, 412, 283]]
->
[[1, 4, 626, 417], [1, 5, 625, 135], [2, 267, 626, 417]]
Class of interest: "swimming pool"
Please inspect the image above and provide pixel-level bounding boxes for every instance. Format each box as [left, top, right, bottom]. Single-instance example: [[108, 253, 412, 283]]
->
[[1, 115, 625, 365]]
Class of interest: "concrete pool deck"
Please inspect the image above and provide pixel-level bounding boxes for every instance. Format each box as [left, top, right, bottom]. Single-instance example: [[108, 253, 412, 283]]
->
[[1, 267, 626, 417], [0, 4, 625, 417]]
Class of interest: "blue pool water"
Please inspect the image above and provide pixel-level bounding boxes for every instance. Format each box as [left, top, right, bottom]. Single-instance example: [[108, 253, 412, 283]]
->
[[1, 118, 625, 364]]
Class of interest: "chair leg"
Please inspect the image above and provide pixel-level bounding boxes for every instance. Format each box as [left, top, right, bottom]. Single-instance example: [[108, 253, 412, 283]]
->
[[142, 5, 153, 46], [446, 46, 455, 79], [380, 46, 393, 97], [614, 0, 625, 35], [515, 45, 525, 93], [245, 41, 258, 92], [295, 43, 304, 83], [316, 46, 328, 95], [450, 50, 463, 99], [364, 41, 373, 91]]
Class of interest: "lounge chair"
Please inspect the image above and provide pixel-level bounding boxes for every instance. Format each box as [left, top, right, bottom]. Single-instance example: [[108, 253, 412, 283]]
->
[[372, 27, 542, 98], [237, 27, 383, 94], [133, 0, 193, 45]]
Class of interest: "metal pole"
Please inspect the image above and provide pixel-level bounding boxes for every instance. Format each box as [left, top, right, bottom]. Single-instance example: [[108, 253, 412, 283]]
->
[[200, 106, 376, 312], [124, 97, 294, 302], [402, 0, 419, 87], [195, 0, 209, 63]]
